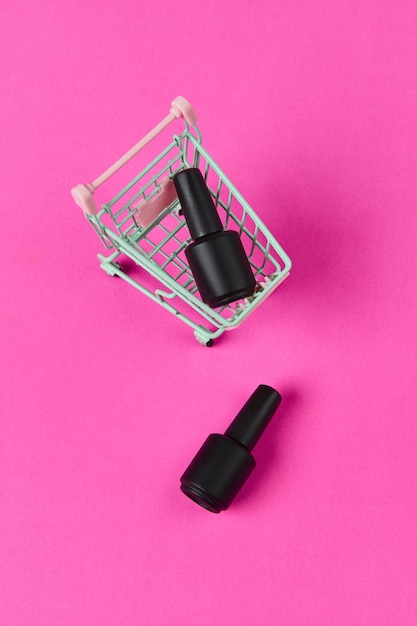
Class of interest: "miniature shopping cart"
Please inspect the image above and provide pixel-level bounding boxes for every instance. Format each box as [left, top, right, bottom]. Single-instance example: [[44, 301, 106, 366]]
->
[[71, 96, 291, 346]]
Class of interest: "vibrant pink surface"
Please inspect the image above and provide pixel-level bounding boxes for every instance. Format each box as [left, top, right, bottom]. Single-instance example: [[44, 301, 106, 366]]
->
[[1, 1, 417, 624]]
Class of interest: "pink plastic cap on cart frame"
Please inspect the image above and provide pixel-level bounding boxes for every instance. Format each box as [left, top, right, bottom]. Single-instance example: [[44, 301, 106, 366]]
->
[[170, 96, 198, 125]]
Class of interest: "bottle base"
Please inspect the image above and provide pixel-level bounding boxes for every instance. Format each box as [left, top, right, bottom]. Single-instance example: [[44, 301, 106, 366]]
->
[[206, 284, 256, 308], [180, 482, 223, 513]]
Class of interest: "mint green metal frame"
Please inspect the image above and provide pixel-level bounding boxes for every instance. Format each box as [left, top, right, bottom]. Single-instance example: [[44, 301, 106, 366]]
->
[[86, 120, 291, 345]]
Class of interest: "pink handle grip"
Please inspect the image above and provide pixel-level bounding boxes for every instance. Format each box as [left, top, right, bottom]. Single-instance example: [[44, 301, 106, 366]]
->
[[71, 96, 197, 216]]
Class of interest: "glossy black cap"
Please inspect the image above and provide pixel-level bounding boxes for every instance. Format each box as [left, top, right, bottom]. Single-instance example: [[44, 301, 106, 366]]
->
[[173, 168, 223, 240], [180, 385, 282, 513]]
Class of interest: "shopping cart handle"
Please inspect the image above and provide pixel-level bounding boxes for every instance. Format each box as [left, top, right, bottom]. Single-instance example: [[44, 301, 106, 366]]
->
[[71, 97, 197, 216]]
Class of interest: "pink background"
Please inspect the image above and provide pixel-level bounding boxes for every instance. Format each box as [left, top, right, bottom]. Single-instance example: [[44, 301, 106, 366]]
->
[[1, 1, 417, 624]]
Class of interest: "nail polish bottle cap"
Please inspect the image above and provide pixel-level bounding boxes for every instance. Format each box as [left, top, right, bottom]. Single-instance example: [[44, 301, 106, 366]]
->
[[173, 168, 223, 240]]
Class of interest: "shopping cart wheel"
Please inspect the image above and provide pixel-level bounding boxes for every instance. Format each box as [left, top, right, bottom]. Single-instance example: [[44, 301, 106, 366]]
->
[[100, 261, 121, 277], [194, 330, 214, 347]]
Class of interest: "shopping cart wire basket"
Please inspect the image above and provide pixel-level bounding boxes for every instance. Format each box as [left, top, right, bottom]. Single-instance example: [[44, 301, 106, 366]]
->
[[71, 96, 291, 346]]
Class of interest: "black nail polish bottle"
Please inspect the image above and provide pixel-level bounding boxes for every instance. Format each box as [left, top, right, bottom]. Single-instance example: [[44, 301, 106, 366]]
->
[[180, 385, 282, 513], [173, 168, 257, 307]]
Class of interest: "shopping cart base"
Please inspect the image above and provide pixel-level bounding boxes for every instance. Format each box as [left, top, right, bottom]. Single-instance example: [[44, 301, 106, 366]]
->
[[98, 252, 226, 346]]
